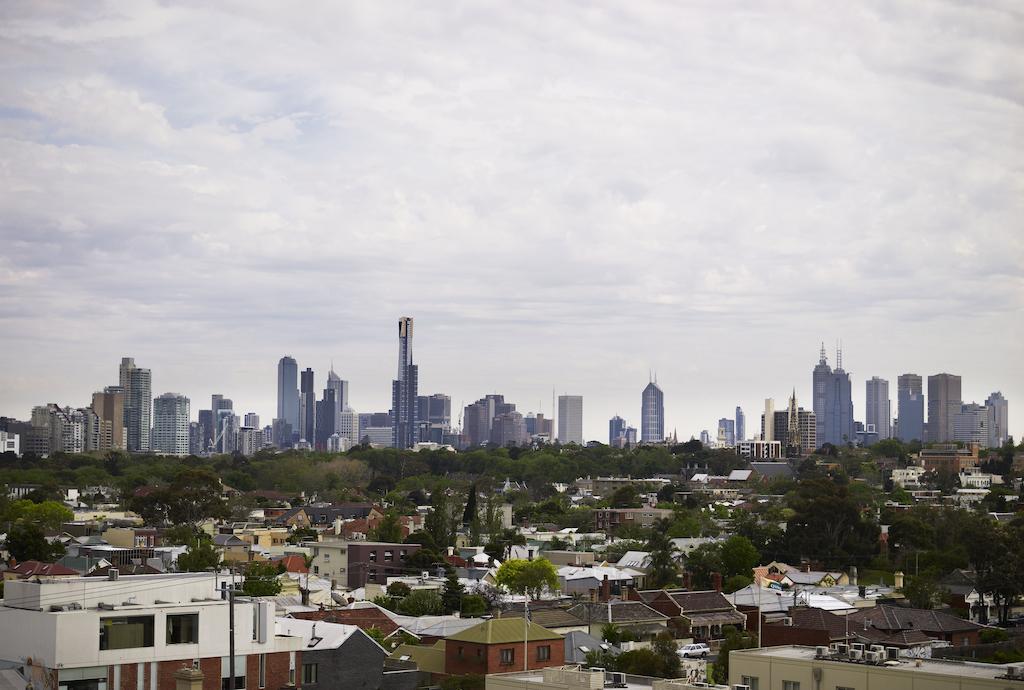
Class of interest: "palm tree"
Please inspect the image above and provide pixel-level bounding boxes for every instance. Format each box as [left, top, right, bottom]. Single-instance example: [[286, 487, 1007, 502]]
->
[[646, 518, 681, 588]]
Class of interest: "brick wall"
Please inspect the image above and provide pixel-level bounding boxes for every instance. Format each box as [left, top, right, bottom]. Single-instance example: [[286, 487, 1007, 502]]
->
[[105, 652, 298, 690], [445, 639, 564, 676]]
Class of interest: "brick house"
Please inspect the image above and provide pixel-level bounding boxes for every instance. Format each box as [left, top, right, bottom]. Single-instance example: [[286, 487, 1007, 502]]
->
[[443, 619, 564, 675], [847, 605, 985, 647], [632, 589, 746, 643]]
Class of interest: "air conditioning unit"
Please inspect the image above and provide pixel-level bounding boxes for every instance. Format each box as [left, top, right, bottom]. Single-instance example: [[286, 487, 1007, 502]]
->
[[733, 685, 752, 690], [815, 646, 829, 658], [865, 650, 882, 663], [836, 643, 849, 656], [870, 644, 885, 654], [605, 671, 627, 688], [850, 643, 865, 653], [886, 647, 900, 661], [849, 649, 863, 661], [107, 569, 119, 581]]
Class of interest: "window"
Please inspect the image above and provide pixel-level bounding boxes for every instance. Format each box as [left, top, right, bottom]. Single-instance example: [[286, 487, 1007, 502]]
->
[[99, 616, 154, 650], [836, 686, 855, 690], [500, 648, 515, 666], [313, 566, 319, 575], [302, 664, 318, 684], [741, 677, 759, 690], [458, 646, 464, 658], [537, 645, 551, 661], [369, 551, 377, 562], [258, 655, 266, 689], [782, 682, 800, 690], [384, 550, 393, 562], [166, 614, 199, 644], [400, 550, 407, 559], [220, 656, 245, 690]]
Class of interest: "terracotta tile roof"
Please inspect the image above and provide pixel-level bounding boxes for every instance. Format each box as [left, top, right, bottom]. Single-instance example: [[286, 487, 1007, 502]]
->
[[9, 561, 79, 577], [291, 608, 399, 635]]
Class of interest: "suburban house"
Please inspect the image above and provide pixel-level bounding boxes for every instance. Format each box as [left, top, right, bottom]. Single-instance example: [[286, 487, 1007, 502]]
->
[[632, 589, 746, 643], [443, 619, 565, 676], [562, 631, 620, 665], [939, 569, 999, 623], [557, 565, 638, 597], [566, 600, 669, 641], [847, 605, 986, 647], [3, 560, 79, 581], [275, 618, 417, 690], [275, 503, 382, 528]]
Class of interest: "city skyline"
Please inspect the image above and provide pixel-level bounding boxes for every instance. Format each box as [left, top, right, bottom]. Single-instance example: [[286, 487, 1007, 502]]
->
[[1, 335, 1019, 447], [0, 4, 1021, 445]]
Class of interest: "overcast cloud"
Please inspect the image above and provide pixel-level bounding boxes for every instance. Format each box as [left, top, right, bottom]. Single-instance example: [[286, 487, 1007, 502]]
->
[[1, 1, 1022, 441]]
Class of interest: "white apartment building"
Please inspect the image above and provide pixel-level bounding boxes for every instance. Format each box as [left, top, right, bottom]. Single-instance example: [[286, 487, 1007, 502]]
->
[[0, 572, 304, 690], [737, 440, 783, 459], [557, 395, 584, 445], [0, 430, 19, 456], [891, 466, 926, 489], [152, 393, 190, 457]]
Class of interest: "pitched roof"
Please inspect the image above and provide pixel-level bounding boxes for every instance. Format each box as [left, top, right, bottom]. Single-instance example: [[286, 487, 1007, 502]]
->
[[275, 618, 380, 652], [785, 607, 855, 641], [291, 608, 399, 635], [446, 618, 562, 644], [563, 631, 620, 664], [8, 561, 79, 577], [670, 590, 735, 613], [847, 605, 982, 635], [505, 608, 587, 630], [86, 564, 162, 577], [567, 601, 668, 624]]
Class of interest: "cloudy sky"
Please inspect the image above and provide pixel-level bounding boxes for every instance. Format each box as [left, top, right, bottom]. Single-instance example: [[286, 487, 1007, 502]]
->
[[1, 1, 1022, 442]]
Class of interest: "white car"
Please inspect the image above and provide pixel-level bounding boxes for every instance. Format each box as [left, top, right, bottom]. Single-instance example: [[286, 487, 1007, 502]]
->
[[678, 642, 710, 658]]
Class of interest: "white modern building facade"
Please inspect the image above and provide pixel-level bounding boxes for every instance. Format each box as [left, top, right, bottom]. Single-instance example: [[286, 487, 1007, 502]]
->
[[152, 393, 190, 456], [557, 395, 583, 445]]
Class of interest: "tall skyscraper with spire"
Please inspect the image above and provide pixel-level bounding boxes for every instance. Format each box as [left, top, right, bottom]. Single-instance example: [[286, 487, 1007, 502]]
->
[[640, 377, 664, 443], [276, 356, 300, 433], [812, 343, 854, 447], [392, 317, 419, 448]]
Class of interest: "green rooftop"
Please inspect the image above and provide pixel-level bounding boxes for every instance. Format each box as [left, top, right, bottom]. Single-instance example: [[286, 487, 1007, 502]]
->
[[447, 618, 563, 645]]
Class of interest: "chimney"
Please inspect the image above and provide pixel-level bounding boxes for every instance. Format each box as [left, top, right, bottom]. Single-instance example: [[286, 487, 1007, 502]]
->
[[683, 571, 692, 590], [894, 571, 904, 589], [858, 585, 866, 599], [803, 563, 811, 573], [601, 574, 611, 602], [849, 566, 858, 586], [590, 588, 597, 603], [712, 572, 722, 593]]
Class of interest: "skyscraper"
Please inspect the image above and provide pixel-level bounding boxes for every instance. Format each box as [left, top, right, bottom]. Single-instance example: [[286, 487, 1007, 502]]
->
[[927, 373, 962, 443], [244, 412, 260, 429], [315, 387, 336, 450], [735, 407, 745, 443], [557, 395, 583, 445], [91, 387, 125, 452], [392, 317, 419, 449], [277, 356, 300, 432], [119, 357, 152, 453], [985, 392, 1009, 447], [326, 368, 348, 426], [953, 403, 993, 447], [717, 418, 736, 446], [865, 377, 891, 440], [641, 380, 664, 443], [812, 344, 854, 447], [896, 374, 924, 442], [300, 368, 316, 443], [609, 415, 626, 446], [762, 399, 775, 442], [152, 393, 190, 457]]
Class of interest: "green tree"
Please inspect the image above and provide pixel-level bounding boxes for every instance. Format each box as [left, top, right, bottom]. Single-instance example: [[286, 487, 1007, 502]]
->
[[601, 622, 622, 644], [7, 500, 73, 530], [460, 594, 488, 616], [396, 589, 444, 616], [720, 535, 760, 580], [712, 626, 757, 684], [903, 575, 944, 609], [177, 541, 221, 572], [609, 485, 641, 508], [242, 562, 283, 597], [387, 581, 412, 598], [646, 518, 680, 587], [6, 522, 65, 562], [371, 510, 404, 543], [494, 558, 560, 600], [441, 573, 465, 614]]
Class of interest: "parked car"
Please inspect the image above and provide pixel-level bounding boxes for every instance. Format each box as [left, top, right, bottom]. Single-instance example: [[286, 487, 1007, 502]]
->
[[678, 642, 710, 658]]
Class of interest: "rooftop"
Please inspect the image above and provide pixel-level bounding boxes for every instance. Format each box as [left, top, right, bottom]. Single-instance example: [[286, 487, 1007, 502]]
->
[[733, 645, 1021, 681]]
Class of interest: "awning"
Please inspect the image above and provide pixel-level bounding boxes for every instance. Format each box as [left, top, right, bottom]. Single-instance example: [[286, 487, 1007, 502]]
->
[[684, 611, 747, 627]]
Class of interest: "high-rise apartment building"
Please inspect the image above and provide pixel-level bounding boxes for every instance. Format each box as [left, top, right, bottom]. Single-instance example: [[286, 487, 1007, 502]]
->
[[491, 411, 529, 447], [391, 317, 419, 449], [152, 393, 190, 457], [338, 407, 360, 444], [865, 376, 891, 440], [717, 418, 736, 446], [276, 356, 300, 432], [119, 357, 152, 453], [735, 407, 745, 443], [557, 395, 583, 445], [762, 399, 775, 442], [896, 374, 924, 442], [641, 381, 664, 443], [416, 393, 451, 444], [299, 368, 316, 443], [91, 388, 125, 452], [812, 344, 854, 447], [243, 412, 260, 429], [927, 373, 962, 443], [953, 403, 993, 447], [609, 415, 626, 445], [985, 391, 1009, 447]]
